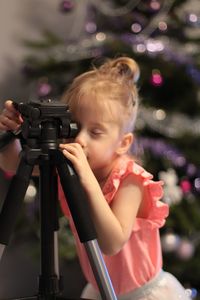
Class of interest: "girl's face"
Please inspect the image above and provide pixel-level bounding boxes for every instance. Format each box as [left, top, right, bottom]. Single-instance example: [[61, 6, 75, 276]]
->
[[72, 96, 128, 181]]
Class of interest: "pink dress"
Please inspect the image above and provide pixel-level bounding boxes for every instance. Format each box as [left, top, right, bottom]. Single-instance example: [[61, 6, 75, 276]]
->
[[58, 155, 169, 296]]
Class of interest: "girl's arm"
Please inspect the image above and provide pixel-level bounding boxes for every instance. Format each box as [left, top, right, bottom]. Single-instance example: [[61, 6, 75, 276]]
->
[[60, 142, 143, 255], [0, 100, 23, 172], [0, 101, 39, 175], [83, 173, 142, 255], [0, 139, 22, 172]]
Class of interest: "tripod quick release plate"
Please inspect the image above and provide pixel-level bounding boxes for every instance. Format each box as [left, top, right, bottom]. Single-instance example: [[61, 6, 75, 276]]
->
[[14, 99, 78, 149]]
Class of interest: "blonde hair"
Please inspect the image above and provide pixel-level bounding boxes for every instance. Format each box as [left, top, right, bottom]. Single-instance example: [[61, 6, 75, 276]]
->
[[62, 56, 140, 132]]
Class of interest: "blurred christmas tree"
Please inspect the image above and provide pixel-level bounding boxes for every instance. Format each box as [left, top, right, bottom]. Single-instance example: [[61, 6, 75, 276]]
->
[[10, 0, 200, 298]]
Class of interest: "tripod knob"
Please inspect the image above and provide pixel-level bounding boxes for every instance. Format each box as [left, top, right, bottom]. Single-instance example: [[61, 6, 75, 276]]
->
[[69, 122, 79, 138]]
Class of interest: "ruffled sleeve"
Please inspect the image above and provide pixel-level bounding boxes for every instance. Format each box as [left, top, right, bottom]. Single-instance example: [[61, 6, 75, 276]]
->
[[102, 156, 169, 232], [133, 174, 169, 232]]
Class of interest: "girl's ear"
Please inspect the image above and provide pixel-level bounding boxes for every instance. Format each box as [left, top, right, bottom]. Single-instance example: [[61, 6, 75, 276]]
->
[[116, 133, 134, 155]]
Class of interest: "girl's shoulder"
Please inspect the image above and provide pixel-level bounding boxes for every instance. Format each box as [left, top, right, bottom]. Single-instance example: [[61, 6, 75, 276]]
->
[[102, 155, 154, 197]]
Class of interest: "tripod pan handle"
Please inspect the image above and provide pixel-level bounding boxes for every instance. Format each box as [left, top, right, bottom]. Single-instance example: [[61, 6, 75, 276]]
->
[[55, 151, 97, 243]]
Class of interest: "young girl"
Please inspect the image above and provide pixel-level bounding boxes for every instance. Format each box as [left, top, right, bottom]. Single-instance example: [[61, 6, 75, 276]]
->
[[0, 57, 191, 300]]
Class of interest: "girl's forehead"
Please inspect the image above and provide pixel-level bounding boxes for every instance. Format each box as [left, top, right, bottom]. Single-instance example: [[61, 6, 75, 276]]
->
[[72, 95, 122, 122]]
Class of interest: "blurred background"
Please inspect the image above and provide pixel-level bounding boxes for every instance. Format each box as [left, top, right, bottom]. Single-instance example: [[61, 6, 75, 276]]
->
[[0, 0, 200, 299]]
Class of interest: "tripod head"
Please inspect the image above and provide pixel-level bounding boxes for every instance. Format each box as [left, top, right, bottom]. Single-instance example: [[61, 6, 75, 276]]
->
[[14, 99, 78, 151]]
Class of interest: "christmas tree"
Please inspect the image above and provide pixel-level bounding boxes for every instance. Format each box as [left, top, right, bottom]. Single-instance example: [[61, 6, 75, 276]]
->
[[2, 0, 200, 298]]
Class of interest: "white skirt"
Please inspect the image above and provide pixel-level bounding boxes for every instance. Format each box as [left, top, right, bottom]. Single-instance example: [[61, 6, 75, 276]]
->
[[81, 270, 192, 300]]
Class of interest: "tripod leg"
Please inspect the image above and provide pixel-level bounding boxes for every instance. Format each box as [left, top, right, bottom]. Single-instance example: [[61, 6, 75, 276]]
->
[[0, 152, 80, 300], [38, 159, 61, 297], [84, 240, 118, 300], [0, 154, 34, 259], [55, 151, 117, 300]]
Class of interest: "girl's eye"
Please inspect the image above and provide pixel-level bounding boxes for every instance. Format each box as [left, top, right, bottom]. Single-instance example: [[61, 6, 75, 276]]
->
[[90, 129, 103, 136]]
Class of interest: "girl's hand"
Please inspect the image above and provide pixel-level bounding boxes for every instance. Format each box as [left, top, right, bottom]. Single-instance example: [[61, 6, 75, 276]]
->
[[59, 143, 95, 189], [0, 100, 23, 132]]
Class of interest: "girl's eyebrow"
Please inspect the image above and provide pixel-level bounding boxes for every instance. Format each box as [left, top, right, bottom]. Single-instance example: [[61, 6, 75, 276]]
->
[[90, 122, 108, 129]]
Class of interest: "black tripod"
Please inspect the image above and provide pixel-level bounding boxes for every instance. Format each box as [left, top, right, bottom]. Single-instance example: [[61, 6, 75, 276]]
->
[[0, 100, 117, 300]]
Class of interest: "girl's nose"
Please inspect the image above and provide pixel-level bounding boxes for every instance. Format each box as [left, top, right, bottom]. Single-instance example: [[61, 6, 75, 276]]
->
[[74, 130, 87, 148]]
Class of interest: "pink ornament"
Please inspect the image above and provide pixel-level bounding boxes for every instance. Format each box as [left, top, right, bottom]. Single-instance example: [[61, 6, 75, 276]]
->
[[150, 70, 163, 86], [180, 179, 192, 193], [60, 0, 74, 12]]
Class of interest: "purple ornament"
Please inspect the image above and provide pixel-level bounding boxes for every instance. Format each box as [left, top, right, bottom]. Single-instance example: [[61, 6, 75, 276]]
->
[[194, 178, 200, 192], [186, 164, 197, 176], [85, 22, 97, 34], [37, 82, 52, 97], [177, 239, 195, 260]]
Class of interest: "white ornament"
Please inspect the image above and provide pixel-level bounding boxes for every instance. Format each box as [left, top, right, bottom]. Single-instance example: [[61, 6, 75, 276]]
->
[[161, 232, 180, 252], [159, 168, 183, 205]]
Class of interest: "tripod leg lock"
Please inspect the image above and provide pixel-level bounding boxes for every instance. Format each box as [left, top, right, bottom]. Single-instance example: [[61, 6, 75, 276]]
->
[[38, 275, 61, 296]]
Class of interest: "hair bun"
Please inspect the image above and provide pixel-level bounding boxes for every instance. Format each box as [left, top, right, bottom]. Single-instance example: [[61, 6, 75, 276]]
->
[[112, 57, 140, 84]]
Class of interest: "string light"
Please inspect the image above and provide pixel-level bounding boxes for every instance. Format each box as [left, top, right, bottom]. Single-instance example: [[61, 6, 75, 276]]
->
[[131, 22, 142, 33], [137, 106, 200, 138], [158, 21, 168, 31], [95, 32, 106, 42], [149, 0, 161, 11], [90, 0, 142, 17], [153, 109, 166, 120], [188, 13, 198, 23], [135, 43, 146, 53]]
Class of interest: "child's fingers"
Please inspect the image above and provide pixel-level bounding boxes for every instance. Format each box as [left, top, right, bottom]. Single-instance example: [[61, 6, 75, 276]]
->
[[0, 100, 23, 129], [4, 100, 17, 113], [2, 109, 20, 122], [0, 108, 22, 131], [0, 114, 21, 131], [4, 100, 22, 120]]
